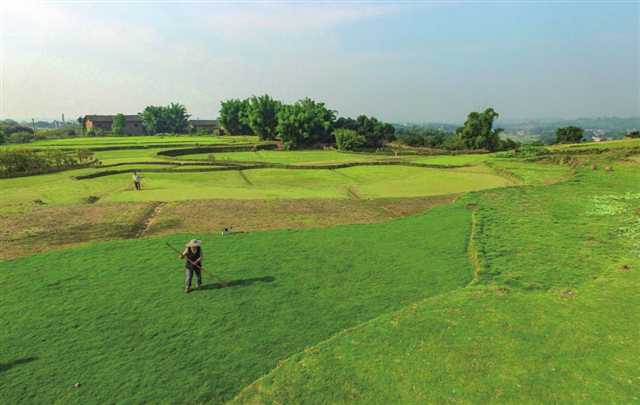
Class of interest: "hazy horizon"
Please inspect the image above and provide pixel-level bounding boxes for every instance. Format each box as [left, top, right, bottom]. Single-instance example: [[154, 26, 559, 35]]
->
[[1, 1, 638, 123]]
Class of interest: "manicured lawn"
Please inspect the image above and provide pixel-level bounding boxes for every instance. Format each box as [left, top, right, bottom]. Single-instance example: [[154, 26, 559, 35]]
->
[[0, 165, 516, 211], [407, 153, 496, 166], [176, 150, 384, 164], [0, 205, 473, 404], [233, 165, 640, 404]]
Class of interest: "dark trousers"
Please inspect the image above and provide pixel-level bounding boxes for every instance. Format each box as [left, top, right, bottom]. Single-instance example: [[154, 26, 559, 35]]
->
[[185, 267, 202, 288], [134, 181, 141, 190]]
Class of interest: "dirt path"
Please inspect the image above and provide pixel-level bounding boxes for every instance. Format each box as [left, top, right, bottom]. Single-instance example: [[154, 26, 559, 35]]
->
[[135, 202, 166, 238]]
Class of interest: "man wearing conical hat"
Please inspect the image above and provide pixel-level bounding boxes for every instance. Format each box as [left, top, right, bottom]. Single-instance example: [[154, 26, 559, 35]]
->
[[180, 239, 203, 293]]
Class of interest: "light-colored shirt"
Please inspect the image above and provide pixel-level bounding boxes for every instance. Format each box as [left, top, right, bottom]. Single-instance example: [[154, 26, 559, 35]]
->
[[132, 174, 140, 182]]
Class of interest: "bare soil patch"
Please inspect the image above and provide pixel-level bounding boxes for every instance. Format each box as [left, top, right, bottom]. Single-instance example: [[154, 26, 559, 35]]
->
[[0, 202, 152, 260], [1, 195, 456, 261], [144, 195, 457, 236]]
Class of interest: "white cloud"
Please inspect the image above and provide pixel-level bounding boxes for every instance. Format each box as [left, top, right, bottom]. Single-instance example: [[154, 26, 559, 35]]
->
[[194, 3, 399, 38]]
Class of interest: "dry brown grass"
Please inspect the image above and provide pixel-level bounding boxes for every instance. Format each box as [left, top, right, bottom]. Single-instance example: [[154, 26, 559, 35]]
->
[[1, 196, 456, 260], [0, 202, 152, 260], [145, 195, 457, 236]]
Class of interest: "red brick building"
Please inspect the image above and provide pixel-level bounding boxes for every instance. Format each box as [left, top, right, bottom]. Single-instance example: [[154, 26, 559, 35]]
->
[[83, 115, 145, 135]]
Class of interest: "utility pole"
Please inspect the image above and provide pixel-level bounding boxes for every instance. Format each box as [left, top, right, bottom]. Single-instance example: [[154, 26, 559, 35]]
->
[[32, 118, 36, 132], [62, 113, 65, 126]]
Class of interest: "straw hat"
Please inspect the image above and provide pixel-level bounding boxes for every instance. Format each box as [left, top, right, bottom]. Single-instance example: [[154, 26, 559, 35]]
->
[[186, 239, 202, 248]]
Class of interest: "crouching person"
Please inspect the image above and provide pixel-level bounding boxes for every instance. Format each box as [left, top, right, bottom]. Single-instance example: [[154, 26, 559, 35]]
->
[[180, 239, 203, 293]]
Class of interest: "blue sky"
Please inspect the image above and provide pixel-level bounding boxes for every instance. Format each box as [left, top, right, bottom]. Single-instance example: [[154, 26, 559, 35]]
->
[[1, 1, 638, 123]]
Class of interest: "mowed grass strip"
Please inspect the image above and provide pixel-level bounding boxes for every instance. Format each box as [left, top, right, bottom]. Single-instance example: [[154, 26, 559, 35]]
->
[[0, 204, 472, 404], [175, 150, 384, 164], [0, 165, 514, 210]]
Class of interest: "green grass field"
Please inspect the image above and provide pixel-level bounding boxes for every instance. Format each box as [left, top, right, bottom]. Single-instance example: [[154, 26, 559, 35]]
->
[[5, 135, 259, 149], [175, 150, 385, 164], [0, 164, 516, 212], [232, 163, 640, 404], [0, 205, 473, 404], [548, 138, 640, 151], [1, 136, 638, 404]]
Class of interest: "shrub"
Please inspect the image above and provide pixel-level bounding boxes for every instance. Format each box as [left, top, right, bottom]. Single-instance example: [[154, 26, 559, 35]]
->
[[555, 126, 584, 144], [0, 150, 49, 175], [334, 129, 366, 151], [76, 149, 95, 162], [8, 131, 36, 144]]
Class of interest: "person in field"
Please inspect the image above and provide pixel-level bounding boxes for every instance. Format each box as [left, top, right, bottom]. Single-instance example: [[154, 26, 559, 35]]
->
[[180, 239, 203, 293], [132, 171, 142, 190]]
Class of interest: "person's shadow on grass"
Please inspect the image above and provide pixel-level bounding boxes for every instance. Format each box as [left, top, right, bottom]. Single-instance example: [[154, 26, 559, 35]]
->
[[0, 357, 37, 374], [198, 276, 275, 290]]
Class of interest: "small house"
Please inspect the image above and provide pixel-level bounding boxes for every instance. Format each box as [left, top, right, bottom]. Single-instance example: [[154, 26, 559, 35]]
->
[[83, 115, 145, 135], [189, 119, 222, 134]]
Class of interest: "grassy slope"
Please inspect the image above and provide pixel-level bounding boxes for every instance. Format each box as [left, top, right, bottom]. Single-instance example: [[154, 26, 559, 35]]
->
[[175, 150, 384, 164], [0, 166, 512, 211], [0, 205, 472, 404], [232, 164, 640, 404], [4, 135, 259, 149], [548, 138, 640, 151]]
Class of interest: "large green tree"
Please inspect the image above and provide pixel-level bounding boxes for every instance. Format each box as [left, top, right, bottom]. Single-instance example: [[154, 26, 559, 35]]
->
[[555, 126, 584, 144], [334, 129, 366, 151], [164, 103, 190, 133], [111, 113, 126, 135], [276, 98, 336, 149], [219, 99, 252, 135], [140, 103, 190, 134], [334, 115, 396, 148], [456, 108, 503, 151], [247, 95, 281, 140]]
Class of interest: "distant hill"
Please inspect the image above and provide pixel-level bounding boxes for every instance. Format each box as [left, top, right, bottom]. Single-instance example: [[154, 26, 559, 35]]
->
[[499, 117, 640, 143], [396, 117, 640, 144]]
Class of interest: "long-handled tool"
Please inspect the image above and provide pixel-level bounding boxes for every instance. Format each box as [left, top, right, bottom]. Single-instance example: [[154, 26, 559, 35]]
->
[[166, 242, 227, 287]]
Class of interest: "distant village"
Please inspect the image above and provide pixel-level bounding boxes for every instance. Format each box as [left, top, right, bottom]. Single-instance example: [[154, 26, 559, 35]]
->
[[82, 115, 221, 135]]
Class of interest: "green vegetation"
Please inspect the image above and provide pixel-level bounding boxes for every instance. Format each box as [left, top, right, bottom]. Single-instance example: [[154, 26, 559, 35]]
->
[[555, 125, 584, 144], [218, 95, 395, 149], [334, 128, 366, 151], [0, 205, 473, 404], [1, 135, 637, 404], [111, 113, 126, 136], [0, 164, 514, 211], [276, 98, 336, 149], [395, 108, 518, 152], [0, 149, 95, 177], [219, 98, 253, 135], [246, 95, 281, 140], [175, 150, 381, 164], [3, 135, 258, 150], [140, 102, 191, 134], [232, 161, 640, 405], [333, 115, 395, 148]]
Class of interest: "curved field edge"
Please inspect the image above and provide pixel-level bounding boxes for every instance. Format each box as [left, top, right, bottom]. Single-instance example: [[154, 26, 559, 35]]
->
[[230, 274, 639, 405], [230, 165, 640, 404], [0, 204, 474, 404]]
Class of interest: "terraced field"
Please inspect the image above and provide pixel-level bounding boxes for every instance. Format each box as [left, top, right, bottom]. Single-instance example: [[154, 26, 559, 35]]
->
[[1, 137, 637, 404]]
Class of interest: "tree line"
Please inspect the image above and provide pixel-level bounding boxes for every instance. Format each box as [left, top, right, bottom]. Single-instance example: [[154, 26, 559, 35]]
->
[[218, 95, 397, 150], [0, 149, 95, 177], [393, 108, 623, 151]]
